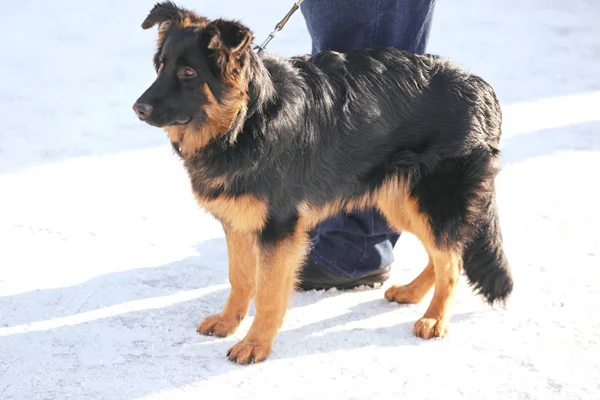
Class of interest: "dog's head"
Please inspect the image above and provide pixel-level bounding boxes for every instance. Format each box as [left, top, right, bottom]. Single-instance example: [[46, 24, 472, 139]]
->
[[133, 2, 254, 144]]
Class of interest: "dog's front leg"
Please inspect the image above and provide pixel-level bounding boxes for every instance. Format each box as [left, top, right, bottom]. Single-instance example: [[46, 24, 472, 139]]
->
[[227, 218, 307, 364], [197, 225, 256, 337]]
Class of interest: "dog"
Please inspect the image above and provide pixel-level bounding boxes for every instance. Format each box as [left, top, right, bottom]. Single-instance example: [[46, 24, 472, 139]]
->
[[133, 1, 514, 365]]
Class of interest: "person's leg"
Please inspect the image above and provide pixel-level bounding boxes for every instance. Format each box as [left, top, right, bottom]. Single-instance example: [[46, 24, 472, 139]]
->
[[298, 0, 437, 290], [301, 0, 436, 55]]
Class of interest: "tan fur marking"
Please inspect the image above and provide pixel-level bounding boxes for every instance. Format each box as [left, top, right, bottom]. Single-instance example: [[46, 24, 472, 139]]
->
[[166, 84, 247, 155], [194, 192, 268, 233], [298, 178, 415, 232], [209, 31, 252, 86], [154, 15, 208, 50], [298, 195, 373, 230], [413, 250, 461, 339], [373, 177, 461, 339], [227, 222, 309, 364], [385, 255, 435, 304], [232, 31, 252, 53], [298, 200, 346, 230], [157, 20, 173, 39], [197, 226, 257, 337], [181, 15, 203, 29], [374, 178, 437, 246]]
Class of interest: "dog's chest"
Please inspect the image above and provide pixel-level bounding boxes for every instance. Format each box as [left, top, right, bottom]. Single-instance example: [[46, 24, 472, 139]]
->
[[193, 191, 268, 233]]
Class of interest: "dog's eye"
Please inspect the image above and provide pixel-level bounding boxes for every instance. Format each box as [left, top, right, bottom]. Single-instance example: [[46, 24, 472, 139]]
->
[[179, 67, 197, 78]]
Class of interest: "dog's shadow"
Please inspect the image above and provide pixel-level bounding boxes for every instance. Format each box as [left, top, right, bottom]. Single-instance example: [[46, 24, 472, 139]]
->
[[0, 236, 483, 399], [196, 297, 482, 364]]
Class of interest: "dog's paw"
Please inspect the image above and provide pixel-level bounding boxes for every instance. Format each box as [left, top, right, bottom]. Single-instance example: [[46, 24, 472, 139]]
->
[[413, 317, 448, 339], [385, 284, 421, 304], [197, 313, 241, 338], [226, 340, 271, 365]]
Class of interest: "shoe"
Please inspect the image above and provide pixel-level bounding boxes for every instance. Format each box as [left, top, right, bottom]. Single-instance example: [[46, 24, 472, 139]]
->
[[297, 258, 391, 291]]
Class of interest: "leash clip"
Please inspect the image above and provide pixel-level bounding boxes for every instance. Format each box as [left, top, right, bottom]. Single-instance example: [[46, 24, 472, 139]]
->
[[255, 0, 305, 54]]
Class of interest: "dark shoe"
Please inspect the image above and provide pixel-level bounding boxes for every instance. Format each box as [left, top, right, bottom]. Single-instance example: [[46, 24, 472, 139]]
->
[[297, 259, 391, 291]]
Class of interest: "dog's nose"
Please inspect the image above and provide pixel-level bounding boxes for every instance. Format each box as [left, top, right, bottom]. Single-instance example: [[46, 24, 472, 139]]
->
[[133, 102, 153, 119]]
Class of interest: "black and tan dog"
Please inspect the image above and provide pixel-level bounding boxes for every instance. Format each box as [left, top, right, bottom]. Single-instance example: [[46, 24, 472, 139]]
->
[[133, 1, 514, 364]]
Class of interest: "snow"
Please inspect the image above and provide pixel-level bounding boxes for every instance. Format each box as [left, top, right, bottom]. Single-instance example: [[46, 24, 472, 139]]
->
[[1, 0, 599, 399]]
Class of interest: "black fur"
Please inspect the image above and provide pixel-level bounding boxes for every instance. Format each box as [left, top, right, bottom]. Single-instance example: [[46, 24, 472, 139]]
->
[[259, 213, 299, 247], [462, 195, 513, 304], [133, 7, 513, 305], [141, 1, 202, 30]]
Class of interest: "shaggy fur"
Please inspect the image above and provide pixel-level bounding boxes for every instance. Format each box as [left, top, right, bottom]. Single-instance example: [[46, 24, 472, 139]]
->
[[133, 1, 514, 365]]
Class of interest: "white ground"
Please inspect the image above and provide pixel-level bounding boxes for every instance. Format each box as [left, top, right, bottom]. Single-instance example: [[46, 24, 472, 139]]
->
[[1, 0, 599, 399]]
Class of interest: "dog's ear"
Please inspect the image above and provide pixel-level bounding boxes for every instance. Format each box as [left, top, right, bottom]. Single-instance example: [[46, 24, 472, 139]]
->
[[201, 19, 253, 85], [204, 19, 253, 55], [141, 1, 207, 33]]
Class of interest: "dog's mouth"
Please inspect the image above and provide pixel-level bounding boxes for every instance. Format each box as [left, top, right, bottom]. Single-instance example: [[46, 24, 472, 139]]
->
[[133, 101, 192, 127], [140, 116, 192, 128], [173, 116, 191, 125]]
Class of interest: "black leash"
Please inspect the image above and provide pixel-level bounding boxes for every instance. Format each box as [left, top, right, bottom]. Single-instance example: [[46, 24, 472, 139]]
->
[[255, 0, 305, 54]]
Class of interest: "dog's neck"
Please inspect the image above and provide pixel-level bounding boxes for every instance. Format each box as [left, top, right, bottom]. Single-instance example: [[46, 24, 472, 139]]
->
[[235, 50, 307, 131], [207, 50, 277, 146], [243, 51, 277, 118]]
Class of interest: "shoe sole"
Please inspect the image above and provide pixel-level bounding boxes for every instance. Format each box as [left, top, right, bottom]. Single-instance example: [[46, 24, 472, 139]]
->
[[298, 270, 390, 291]]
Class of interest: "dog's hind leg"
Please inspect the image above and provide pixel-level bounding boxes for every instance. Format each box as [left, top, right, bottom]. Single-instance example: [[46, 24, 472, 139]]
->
[[412, 248, 461, 339], [197, 225, 257, 338], [376, 179, 437, 306], [385, 254, 435, 304], [227, 217, 308, 364], [377, 183, 461, 339]]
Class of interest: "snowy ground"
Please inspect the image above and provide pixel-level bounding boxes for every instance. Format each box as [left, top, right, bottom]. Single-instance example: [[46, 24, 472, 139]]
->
[[1, 0, 600, 399]]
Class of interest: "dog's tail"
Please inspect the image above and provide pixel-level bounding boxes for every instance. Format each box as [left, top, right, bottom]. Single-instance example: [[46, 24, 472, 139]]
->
[[462, 193, 513, 306]]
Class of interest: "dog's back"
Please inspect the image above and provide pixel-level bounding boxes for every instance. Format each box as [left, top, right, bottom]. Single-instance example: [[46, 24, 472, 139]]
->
[[287, 47, 513, 305], [296, 47, 513, 297]]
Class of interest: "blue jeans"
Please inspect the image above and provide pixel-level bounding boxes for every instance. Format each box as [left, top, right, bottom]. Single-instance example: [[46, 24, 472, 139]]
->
[[300, 0, 437, 277]]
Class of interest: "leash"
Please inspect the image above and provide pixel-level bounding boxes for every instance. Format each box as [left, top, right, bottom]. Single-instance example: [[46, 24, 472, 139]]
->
[[255, 0, 305, 54]]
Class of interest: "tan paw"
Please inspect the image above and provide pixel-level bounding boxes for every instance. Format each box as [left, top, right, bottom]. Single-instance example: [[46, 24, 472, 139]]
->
[[413, 317, 448, 339], [385, 284, 421, 304], [226, 340, 271, 365], [197, 313, 241, 338]]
